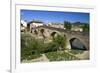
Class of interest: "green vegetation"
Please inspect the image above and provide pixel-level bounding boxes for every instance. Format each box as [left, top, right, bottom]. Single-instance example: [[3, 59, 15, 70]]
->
[[68, 49, 84, 55], [21, 30, 85, 62], [64, 21, 72, 30], [53, 34, 67, 50], [21, 33, 68, 61], [45, 51, 80, 61], [81, 24, 89, 32], [21, 33, 46, 61]]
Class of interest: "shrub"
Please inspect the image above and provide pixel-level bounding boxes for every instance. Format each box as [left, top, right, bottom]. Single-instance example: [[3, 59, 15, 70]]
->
[[64, 21, 72, 30], [45, 51, 80, 61], [44, 42, 59, 53], [21, 33, 68, 61], [69, 49, 84, 55], [53, 34, 67, 50], [21, 33, 44, 61]]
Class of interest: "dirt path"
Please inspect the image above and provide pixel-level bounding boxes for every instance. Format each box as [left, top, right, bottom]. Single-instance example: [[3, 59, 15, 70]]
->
[[41, 54, 49, 61], [76, 51, 89, 60]]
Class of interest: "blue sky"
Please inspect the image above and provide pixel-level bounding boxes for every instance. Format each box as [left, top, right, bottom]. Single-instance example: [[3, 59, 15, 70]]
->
[[21, 9, 90, 24]]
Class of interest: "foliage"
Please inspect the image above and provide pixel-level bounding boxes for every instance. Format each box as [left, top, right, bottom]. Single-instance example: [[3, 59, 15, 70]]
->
[[53, 34, 67, 50], [64, 21, 72, 30], [81, 24, 89, 32], [21, 33, 44, 61], [44, 42, 59, 53], [21, 33, 68, 61], [45, 51, 80, 61], [69, 49, 84, 55]]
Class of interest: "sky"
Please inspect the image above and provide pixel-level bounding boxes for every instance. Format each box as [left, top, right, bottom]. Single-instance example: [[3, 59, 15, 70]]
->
[[21, 9, 90, 24]]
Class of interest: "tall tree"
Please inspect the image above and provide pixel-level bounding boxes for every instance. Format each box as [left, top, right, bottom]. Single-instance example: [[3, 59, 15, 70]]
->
[[64, 21, 72, 30], [82, 24, 89, 32]]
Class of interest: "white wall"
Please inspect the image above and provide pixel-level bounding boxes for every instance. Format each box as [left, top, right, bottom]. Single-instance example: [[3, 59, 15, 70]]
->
[[0, 0, 100, 73]]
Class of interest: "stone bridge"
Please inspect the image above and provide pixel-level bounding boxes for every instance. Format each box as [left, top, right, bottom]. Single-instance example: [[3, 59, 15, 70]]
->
[[31, 26, 89, 50]]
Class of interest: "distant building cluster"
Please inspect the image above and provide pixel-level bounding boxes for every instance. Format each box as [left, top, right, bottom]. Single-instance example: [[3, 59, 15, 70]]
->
[[71, 25, 83, 32], [21, 20, 44, 32], [28, 20, 44, 31], [48, 23, 64, 29], [21, 20, 84, 32]]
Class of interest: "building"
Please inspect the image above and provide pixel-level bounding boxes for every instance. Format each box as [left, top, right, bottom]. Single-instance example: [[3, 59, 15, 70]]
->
[[48, 23, 64, 29], [27, 20, 44, 31], [21, 20, 27, 27], [71, 25, 83, 32], [21, 20, 27, 32]]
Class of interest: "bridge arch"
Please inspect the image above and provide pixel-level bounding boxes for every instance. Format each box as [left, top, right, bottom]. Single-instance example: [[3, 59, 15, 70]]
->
[[69, 38, 87, 50]]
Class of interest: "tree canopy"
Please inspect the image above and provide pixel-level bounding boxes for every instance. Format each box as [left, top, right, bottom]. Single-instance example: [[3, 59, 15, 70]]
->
[[64, 21, 72, 30]]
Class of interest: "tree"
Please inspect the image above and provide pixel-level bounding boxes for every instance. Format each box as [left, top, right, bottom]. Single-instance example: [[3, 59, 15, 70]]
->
[[53, 34, 67, 50], [64, 21, 72, 30], [81, 24, 89, 32]]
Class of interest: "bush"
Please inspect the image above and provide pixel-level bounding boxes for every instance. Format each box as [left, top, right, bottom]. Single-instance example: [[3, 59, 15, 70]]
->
[[81, 24, 89, 32], [69, 49, 84, 55], [21, 33, 44, 61], [64, 21, 72, 30], [53, 34, 67, 50], [44, 42, 59, 53], [21, 33, 68, 61], [45, 51, 80, 61], [43, 34, 67, 53]]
